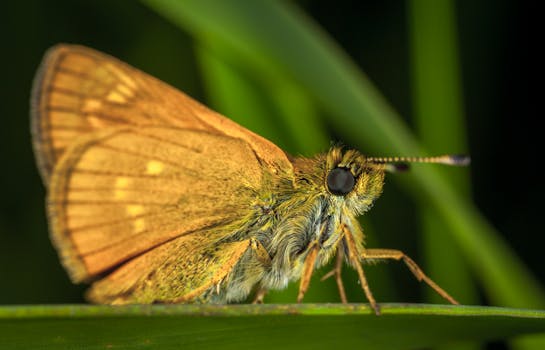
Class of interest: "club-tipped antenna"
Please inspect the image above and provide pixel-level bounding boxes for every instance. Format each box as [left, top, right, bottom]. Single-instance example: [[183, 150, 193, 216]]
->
[[368, 154, 470, 166], [368, 154, 470, 172]]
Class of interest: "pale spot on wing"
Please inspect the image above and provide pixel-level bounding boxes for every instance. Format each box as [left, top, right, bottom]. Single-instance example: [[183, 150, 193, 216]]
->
[[83, 99, 102, 112], [104, 63, 137, 89], [133, 218, 145, 232], [116, 84, 134, 98], [115, 177, 130, 188], [106, 90, 127, 104], [126, 205, 144, 216], [114, 190, 126, 200], [87, 115, 108, 128], [114, 177, 130, 199], [146, 161, 164, 175]]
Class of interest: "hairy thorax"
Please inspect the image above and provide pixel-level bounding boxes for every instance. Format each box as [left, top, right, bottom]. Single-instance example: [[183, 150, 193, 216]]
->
[[213, 150, 385, 303]]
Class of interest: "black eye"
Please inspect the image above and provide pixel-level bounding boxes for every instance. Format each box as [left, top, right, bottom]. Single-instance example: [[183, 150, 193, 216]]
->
[[326, 167, 355, 196]]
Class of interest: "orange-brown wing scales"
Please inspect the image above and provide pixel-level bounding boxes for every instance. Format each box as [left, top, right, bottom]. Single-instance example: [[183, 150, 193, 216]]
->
[[32, 45, 213, 183], [48, 126, 264, 282], [87, 234, 251, 304], [32, 44, 291, 185]]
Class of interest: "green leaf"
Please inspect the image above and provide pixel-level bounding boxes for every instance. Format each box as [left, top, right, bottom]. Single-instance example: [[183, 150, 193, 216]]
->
[[408, 0, 477, 306], [1, 304, 544, 350], [194, 38, 329, 156]]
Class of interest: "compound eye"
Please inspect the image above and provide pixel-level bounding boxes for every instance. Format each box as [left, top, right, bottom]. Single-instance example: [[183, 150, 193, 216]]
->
[[326, 167, 355, 196]]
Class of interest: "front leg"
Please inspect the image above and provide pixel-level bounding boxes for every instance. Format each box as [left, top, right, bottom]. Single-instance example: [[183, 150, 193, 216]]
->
[[252, 287, 268, 304], [341, 224, 380, 315], [250, 237, 272, 267], [250, 238, 271, 303], [320, 247, 348, 303], [362, 249, 459, 305], [297, 241, 319, 302]]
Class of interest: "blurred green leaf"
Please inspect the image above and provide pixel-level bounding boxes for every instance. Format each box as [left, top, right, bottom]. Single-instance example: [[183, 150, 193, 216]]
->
[[408, 0, 477, 305], [408, 2, 482, 349], [195, 38, 329, 156], [1, 304, 544, 350], [195, 41, 289, 149]]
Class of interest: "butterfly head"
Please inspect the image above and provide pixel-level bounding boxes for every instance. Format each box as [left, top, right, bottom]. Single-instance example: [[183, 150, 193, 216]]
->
[[324, 146, 470, 215], [325, 146, 385, 216]]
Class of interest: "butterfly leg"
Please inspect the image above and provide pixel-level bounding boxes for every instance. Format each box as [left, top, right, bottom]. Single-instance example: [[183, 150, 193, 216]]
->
[[362, 249, 459, 305], [252, 287, 268, 304], [248, 238, 271, 304], [341, 224, 380, 315], [250, 237, 272, 267], [297, 241, 319, 302], [321, 248, 348, 303]]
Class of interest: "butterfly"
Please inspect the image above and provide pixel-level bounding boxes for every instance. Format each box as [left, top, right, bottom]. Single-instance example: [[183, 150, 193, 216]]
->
[[32, 44, 465, 314]]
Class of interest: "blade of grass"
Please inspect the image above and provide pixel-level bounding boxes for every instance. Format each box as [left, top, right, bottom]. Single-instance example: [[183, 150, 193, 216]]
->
[[196, 37, 328, 156], [1, 304, 544, 350], [408, 0, 477, 304], [141, 0, 417, 153], [408, 2, 480, 350], [194, 40, 289, 150]]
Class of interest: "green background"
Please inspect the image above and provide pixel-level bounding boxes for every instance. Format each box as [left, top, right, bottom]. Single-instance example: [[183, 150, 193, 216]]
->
[[0, 1, 543, 348]]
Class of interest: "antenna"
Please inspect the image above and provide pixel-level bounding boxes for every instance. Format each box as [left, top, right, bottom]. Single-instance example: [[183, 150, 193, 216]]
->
[[368, 154, 470, 172]]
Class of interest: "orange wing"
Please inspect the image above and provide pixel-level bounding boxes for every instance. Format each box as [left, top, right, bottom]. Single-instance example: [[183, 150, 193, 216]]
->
[[31, 45, 296, 298], [31, 44, 290, 184], [86, 231, 252, 304], [48, 126, 267, 283]]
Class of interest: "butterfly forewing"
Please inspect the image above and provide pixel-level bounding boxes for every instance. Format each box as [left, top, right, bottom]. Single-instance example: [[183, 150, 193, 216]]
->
[[32, 44, 290, 185]]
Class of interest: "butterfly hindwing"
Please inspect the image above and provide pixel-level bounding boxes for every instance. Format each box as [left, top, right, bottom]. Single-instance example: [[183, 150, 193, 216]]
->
[[86, 231, 252, 304], [48, 126, 266, 283]]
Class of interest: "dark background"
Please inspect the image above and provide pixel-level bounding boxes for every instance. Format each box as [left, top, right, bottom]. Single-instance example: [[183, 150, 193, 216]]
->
[[0, 1, 542, 307]]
